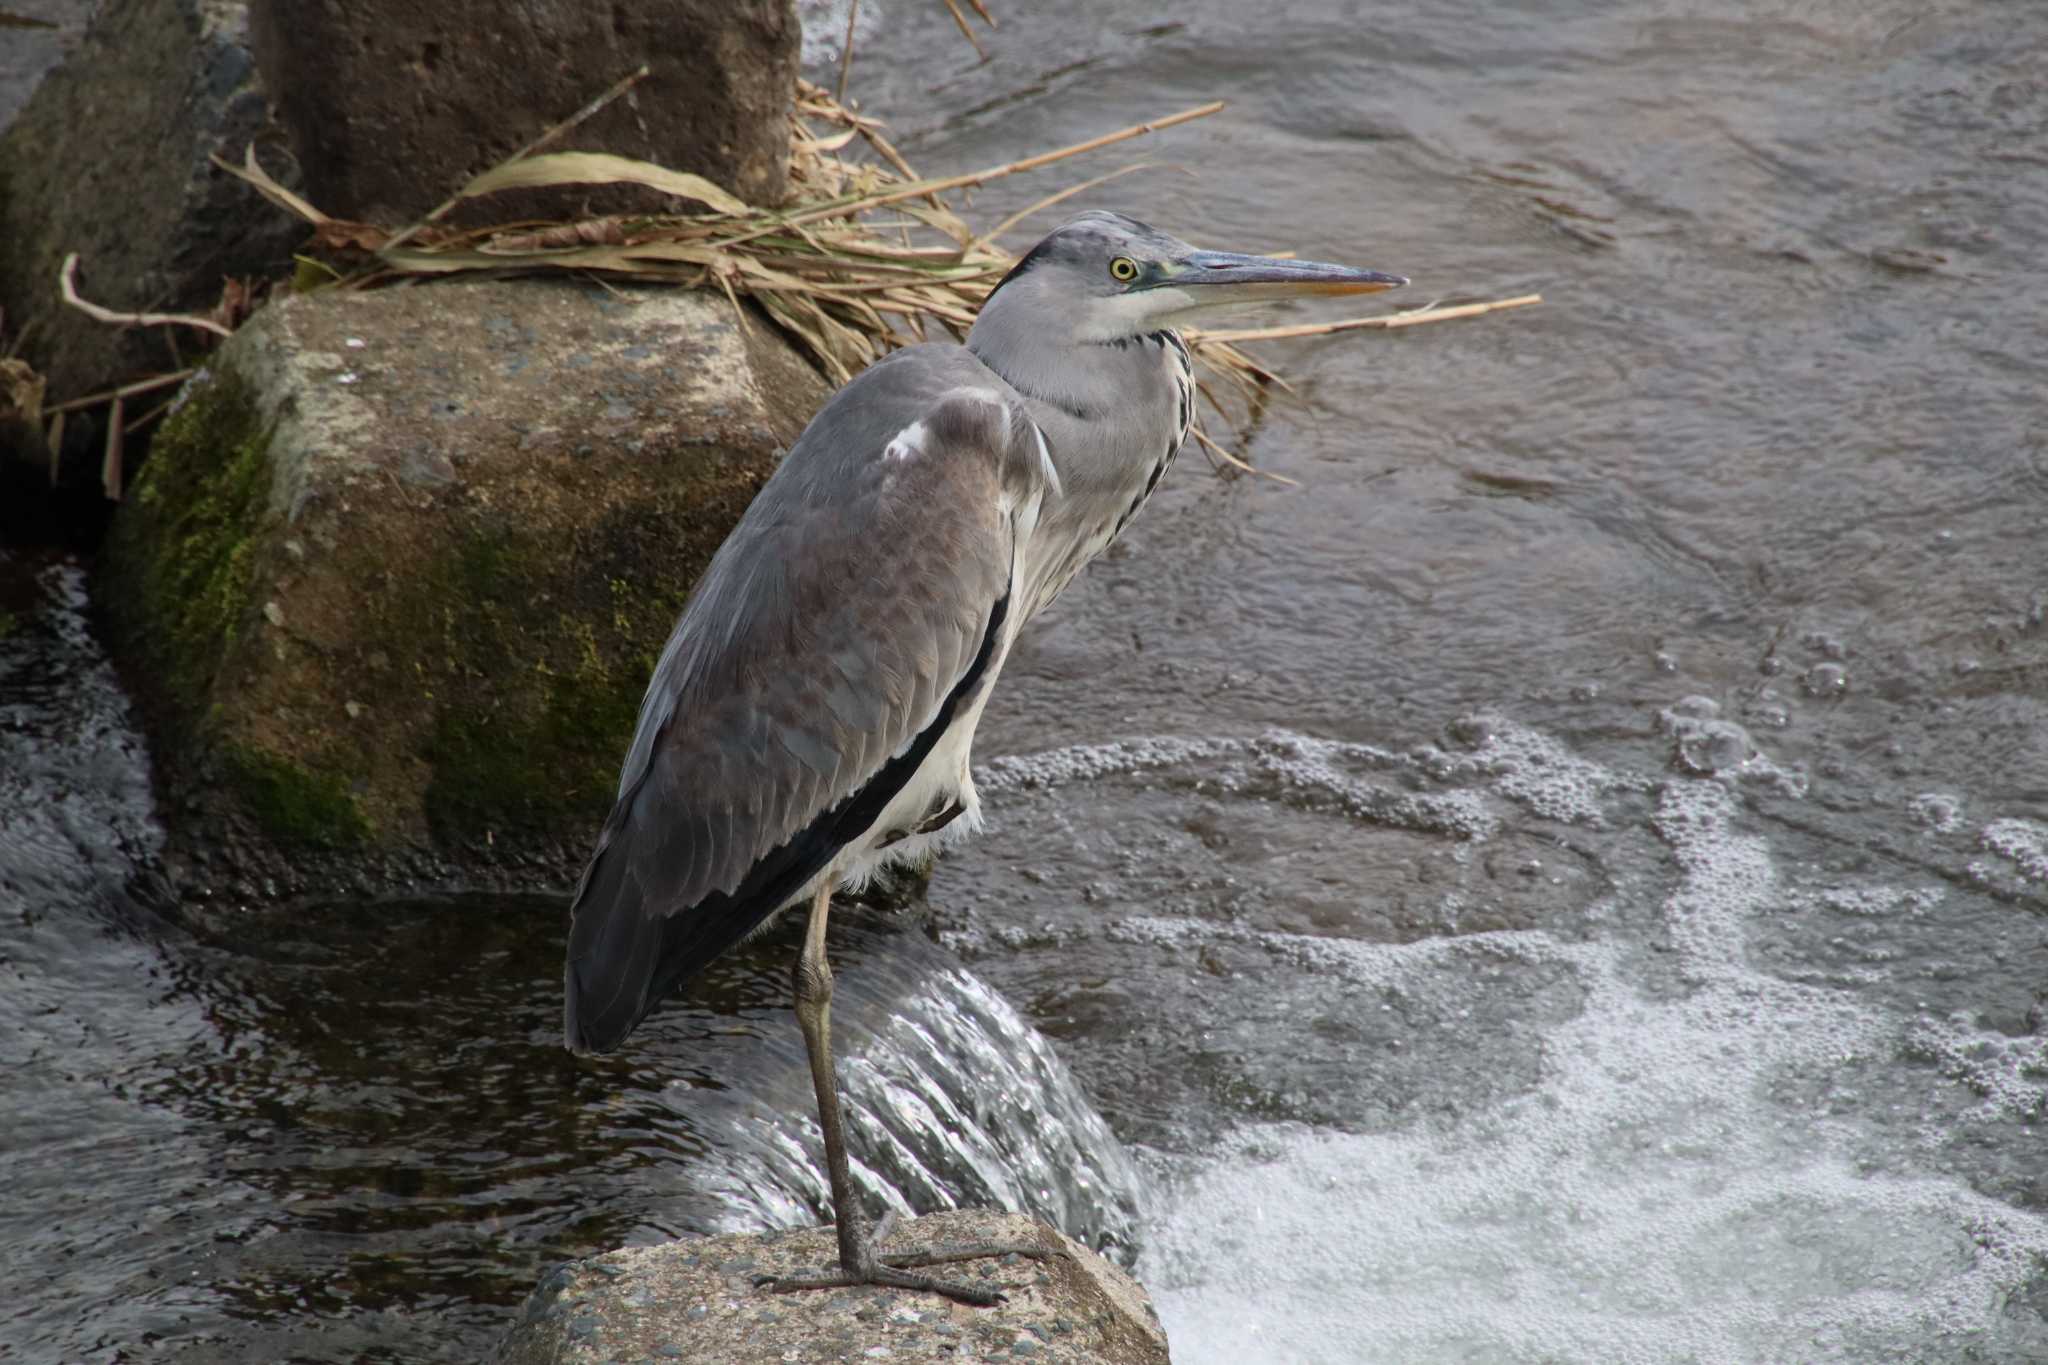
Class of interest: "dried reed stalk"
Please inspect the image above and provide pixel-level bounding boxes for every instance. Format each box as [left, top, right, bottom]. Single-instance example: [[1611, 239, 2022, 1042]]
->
[[216, 85, 1239, 393], [61, 74, 1537, 484], [58, 254, 233, 338], [1189, 293, 1544, 345]]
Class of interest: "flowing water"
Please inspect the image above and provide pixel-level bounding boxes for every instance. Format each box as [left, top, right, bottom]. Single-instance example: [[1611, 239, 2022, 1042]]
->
[[7, 0, 2048, 1359]]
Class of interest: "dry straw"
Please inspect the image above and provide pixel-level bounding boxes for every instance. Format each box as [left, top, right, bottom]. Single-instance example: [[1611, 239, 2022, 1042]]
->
[[57, 69, 1538, 490]]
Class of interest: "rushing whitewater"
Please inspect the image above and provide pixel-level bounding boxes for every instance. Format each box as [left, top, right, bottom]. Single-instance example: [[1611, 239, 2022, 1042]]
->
[[932, 722, 2048, 1362]]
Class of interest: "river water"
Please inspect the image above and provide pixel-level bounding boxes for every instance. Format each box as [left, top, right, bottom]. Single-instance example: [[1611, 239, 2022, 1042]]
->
[[6, 0, 2048, 1360]]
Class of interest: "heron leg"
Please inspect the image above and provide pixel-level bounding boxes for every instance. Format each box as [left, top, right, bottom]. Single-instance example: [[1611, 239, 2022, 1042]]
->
[[794, 879, 868, 1275], [762, 881, 1046, 1308]]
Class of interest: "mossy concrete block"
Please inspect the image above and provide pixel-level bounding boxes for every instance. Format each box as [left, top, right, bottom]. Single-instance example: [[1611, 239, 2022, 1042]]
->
[[1, 0, 799, 410], [248, 0, 799, 223], [495, 1211, 1171, 1365], [98, 277, 829, 897]]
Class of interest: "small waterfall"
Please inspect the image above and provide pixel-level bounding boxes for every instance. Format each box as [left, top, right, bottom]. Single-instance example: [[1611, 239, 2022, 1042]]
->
[[665, 915, 1147, 1259]]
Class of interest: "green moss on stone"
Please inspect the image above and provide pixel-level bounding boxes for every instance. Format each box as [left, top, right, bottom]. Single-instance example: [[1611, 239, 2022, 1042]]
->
[[225, 744, 371, 848], [100, 374, 374, 850], [0, 610, 17, 641], [416, 521, 679, 843], [107, 373, 274, 719], [423, 671, 643, 839], [92, 340, 774, 872]]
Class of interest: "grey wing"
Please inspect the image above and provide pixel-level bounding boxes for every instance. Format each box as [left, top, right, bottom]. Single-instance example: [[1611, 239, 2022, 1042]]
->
[[564, 369, 1054, 1052]]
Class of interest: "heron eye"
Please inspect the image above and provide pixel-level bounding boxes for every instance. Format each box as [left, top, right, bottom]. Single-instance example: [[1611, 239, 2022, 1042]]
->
[[1109, 256, 1140, 283]]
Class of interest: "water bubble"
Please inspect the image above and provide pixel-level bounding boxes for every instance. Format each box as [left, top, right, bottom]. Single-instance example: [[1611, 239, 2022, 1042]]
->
[[1742, 692, 1791, 729], [1445, 714, 1495, 750], [1664, 695, 1720, 722], [1802, 662, 1849, 698], [1469, 721, 1630, 824], [1802, 632, 1848, 660], [1657, 704, 1754, 776], [1678, 720, 1753, 774], [1906, 793, 1963, 833]]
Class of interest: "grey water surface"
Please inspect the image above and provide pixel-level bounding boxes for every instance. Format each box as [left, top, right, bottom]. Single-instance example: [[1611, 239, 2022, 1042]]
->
[[8, 0, 2048, 1360]]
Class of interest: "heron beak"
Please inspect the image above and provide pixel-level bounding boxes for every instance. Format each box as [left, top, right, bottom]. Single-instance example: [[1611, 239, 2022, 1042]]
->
[[1171, 250, 1407, 301]]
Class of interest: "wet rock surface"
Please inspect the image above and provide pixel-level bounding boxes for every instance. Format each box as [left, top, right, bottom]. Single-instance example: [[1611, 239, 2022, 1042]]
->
[[248, 0, 799, 223], [0, 0, 799, 412], [11, 0, 2048, 1360], [95, 278, 828, 903], [495, 1211, 1170, 1365], [0, 0, 300, 404]]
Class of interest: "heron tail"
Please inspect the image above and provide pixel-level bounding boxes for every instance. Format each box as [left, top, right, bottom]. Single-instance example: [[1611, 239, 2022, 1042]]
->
[[562, 833, 666, 1055]]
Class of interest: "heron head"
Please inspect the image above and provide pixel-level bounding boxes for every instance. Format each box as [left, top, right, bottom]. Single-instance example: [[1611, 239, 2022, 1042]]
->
[[971, 210, 1406, 346]]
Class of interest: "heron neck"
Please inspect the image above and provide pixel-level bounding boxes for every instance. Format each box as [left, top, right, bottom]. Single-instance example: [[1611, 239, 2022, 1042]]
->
[[965, 330, 1189, 616]]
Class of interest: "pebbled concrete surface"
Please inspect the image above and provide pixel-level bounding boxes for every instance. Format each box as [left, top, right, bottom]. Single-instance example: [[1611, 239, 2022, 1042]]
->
[[496, 1210, 1171, 1365]]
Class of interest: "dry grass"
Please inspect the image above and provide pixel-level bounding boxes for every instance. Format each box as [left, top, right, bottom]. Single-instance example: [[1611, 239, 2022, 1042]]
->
[[54, 69, 1539, 491], [217, 75, 1239, 384]]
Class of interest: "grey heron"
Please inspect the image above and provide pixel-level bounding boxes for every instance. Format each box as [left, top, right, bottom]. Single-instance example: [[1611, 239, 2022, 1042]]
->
[[564, 211, 1404, 1304]]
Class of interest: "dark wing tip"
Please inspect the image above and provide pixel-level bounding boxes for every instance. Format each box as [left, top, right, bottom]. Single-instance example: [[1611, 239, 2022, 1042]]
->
[[561, 779, 795, 1056], [563, 957, 631, 1055], [562, 834, 665, 1056]]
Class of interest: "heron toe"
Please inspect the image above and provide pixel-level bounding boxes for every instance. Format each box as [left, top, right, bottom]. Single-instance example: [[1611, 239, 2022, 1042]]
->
[[760, 1260, 1006, 1308], [758, 1239, 1052, 1308], [878, 1240, 1053, 1271]]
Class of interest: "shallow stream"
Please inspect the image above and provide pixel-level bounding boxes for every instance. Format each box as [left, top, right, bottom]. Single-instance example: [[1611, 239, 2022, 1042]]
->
[[6, 0, 2048, 1359]]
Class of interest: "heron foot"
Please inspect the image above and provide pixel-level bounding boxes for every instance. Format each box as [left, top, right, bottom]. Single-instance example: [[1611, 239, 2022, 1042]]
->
[[758, 1239, 1053, 1308], [879, 1241, 1052, 1271]]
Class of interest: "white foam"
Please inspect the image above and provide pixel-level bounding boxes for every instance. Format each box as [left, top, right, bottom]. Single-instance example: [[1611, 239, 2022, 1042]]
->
[[1468, 716, 1642, 826], [976, 729, 1496, 840], [1144, 1118, 2046, 1364], [1064, 726, 2048, 1363], [1978, 818, 2048, 885], [1906, 1012, 2048, 1130], [975, 734, 1252, 793]]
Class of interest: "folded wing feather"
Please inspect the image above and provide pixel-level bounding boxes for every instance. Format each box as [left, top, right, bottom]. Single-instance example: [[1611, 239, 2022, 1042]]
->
[[564, 371, 1054, 1053]]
